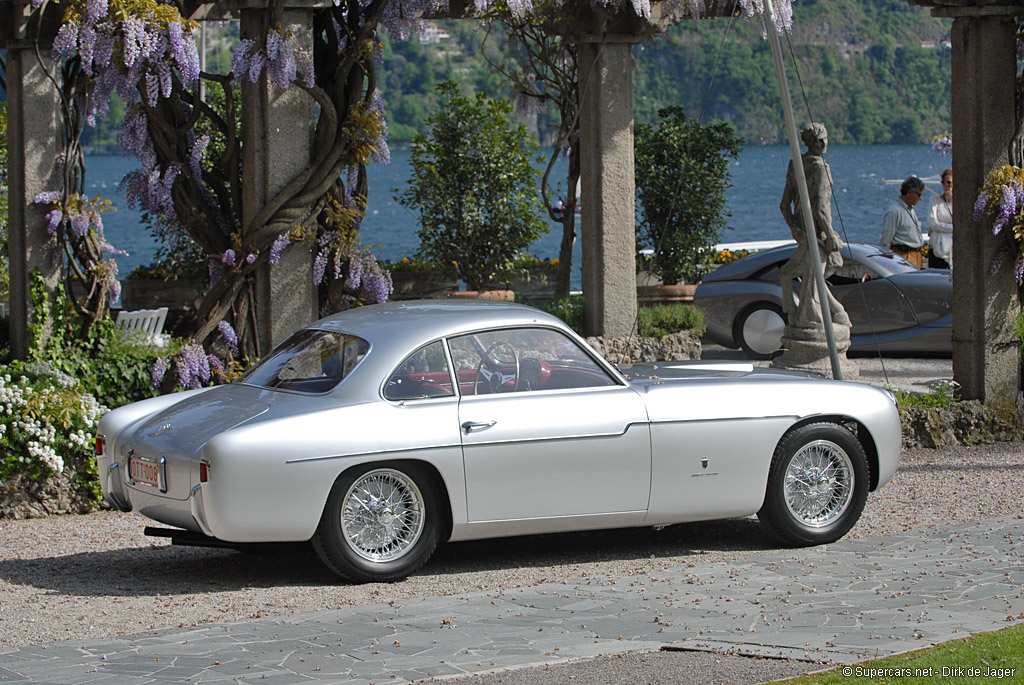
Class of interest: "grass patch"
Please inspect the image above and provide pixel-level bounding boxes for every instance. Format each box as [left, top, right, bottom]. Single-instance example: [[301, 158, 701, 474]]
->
[[783, 624, 1023, 683], [891, 380, 959, 409]]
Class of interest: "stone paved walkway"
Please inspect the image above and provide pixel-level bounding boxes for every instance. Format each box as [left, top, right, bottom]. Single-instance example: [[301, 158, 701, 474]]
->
[[1, 515, 1021, 684]]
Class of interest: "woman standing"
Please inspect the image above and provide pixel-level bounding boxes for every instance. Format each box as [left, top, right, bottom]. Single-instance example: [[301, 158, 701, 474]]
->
[[927, 168, 953, 269]]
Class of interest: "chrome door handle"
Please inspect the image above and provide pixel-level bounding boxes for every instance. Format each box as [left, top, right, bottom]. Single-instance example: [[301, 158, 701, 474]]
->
[[462, 420, 497, 434]]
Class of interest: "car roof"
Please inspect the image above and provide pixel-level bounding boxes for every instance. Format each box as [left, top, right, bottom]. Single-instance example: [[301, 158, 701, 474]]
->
[[311, 300, 567, 344], [702, 241, 905, 282]]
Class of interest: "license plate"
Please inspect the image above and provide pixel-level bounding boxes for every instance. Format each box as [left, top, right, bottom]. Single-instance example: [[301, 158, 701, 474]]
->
[[128, 453, 166, 493]]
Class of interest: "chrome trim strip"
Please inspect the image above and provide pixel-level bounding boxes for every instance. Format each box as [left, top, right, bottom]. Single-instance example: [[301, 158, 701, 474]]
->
[[157, 456, 168, 494], [285, 426, 638, 464], [284, 415, 799, 465], [285, 442, 464, 464], [470, 509, 647, 524], [190, 485, 215, 537]]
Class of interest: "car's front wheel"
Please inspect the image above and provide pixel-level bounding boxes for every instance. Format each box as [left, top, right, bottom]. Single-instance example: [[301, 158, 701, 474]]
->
[[735, 303, 785, 360], [313, 462, 441, 582], [758, 422, 868, 546]]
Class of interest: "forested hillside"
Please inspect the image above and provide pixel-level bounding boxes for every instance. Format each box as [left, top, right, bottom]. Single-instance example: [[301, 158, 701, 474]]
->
[[633, 0, 953, 144], [74, 0, 953, 150], [377, 0, 953, 146]]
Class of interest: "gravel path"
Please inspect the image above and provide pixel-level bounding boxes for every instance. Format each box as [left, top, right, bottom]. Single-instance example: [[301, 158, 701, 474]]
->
[[2, 441, 1022, 653]]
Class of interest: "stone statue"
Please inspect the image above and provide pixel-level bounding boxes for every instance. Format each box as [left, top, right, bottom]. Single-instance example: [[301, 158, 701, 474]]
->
[[778, 123, 851, 329]]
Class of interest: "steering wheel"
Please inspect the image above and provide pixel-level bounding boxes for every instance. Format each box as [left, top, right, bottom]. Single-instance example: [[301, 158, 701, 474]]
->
[[474, 342, 520, 395]]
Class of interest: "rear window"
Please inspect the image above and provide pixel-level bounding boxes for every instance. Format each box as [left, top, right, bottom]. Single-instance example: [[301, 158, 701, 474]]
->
[[240, 329, 369, 393]]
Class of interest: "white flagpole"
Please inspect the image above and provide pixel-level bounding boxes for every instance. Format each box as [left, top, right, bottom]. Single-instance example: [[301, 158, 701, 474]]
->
[[763, 0, 842, 380]]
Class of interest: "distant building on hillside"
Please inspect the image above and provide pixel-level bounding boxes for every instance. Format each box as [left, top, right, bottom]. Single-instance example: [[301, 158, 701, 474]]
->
[[419, 22, 450, 45]]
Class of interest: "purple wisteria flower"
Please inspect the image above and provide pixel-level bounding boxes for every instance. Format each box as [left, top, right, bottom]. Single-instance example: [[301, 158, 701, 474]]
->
[[217, 320, 240, 356], [86, 0, 108, 24], [505, 0, 533, 17], [231, 39, 256, 86], [313, 248, 329, 285], [974, 191, 989, 222], [45, 209, 63, 237], [34, 190, 63, 205], [208, 355, 226, 381], [931, 133, 952, 156], [151, 357, 169, 392], [208, 261, 223, 288], [175, 343, 212, 389], [1016, 255, 1024, 284], [245, 253, 256, 264], [347, 253, 363, 290], [221, 249, 236, 266], [71, 211, 91, 237], [993, 182, 1022, 236], [248, 51, 267, 83], [361, 259, 392, 304], [370, 93, 391, 164], [269, 234, 290, 265], [52, 22, 78, 58], [190, 134, 210, 179]]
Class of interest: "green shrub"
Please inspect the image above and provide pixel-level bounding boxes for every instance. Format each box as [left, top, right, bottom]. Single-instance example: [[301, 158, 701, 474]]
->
[[637, 303, 706, 338], [533, 295, 585, 334], [534, 298, 705, 340], [28, 272, 163, 409]]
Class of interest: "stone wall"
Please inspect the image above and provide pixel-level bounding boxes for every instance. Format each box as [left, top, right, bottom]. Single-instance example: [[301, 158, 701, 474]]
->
[[1, 461, 100, 519], [585, 331, 702, 365], [899, 397, 1024, 450]]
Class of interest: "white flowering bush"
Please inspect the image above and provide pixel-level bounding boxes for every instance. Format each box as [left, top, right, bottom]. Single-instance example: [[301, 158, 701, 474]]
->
[[0, 362, 107, 503]]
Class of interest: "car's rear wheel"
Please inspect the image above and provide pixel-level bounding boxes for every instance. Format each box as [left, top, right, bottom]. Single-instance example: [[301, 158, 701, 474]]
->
[[313, 462, 440, 582], [758, 422, 868, 546], [736, 303, 785, 360]]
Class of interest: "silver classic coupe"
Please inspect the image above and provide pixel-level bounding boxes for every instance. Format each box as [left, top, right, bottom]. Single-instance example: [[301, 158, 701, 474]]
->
[[97, 300, 901, 583]]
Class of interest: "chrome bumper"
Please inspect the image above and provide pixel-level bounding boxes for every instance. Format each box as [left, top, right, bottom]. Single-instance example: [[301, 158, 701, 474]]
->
[[104, 462, 133, 512], [190, 484, 215, 537]]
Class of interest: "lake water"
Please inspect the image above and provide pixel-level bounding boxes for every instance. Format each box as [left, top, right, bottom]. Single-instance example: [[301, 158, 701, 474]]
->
[[85, 144, 953, 288]]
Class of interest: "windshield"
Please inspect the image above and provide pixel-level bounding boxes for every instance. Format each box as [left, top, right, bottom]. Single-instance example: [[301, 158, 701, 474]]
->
[[240, 329, 369, 393]]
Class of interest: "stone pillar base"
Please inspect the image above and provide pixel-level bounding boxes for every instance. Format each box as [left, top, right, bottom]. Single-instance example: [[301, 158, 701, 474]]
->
[[771, 324, 859, 380]]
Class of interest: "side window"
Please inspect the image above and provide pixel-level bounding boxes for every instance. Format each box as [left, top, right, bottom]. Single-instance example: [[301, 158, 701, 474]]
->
[[384, 341, 455, 401], [448, 328, 616, 396]]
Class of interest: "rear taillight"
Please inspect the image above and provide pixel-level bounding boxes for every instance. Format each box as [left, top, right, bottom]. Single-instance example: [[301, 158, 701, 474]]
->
[[95, 435, 104, 457], [199, 461, 209, 482]]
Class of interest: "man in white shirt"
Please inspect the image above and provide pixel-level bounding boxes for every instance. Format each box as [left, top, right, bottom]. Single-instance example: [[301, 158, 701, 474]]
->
[[880, 175, 925, 268]]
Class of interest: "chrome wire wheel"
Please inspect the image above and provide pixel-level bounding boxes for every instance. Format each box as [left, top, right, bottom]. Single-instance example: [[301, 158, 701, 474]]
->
[[782, 439, 855, 528], [340, 468, 426, 563]]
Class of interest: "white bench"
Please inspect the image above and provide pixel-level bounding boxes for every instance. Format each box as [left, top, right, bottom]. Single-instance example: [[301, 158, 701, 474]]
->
[[115, 307, 169, 346]]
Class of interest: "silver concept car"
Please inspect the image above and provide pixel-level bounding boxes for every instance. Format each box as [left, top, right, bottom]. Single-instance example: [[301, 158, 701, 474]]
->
[[97, 300, 901, 583], [694, 242, 952, 359]]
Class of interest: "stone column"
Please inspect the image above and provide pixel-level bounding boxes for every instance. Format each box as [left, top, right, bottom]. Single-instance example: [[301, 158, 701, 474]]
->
[[4, 44, 63, 359], [577, 39, 638, 338], [240, 8, 318, 356], [947, 12, 1019, 403]]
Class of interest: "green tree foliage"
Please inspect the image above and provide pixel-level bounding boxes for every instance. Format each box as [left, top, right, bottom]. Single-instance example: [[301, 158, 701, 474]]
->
[[398, 82, 548, 291], [634, 4, 952, 145], [635, 106, 743, 286]]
